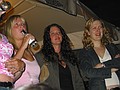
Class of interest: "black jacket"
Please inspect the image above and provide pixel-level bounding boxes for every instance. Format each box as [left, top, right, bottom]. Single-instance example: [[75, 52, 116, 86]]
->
[[35, 51, 85, 90], [77, 43, 120, 90]]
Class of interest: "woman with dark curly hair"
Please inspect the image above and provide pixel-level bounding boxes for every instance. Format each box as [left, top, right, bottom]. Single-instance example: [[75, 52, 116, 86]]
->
[[35, 23, 85, 90], [77, 18, 120, 90]]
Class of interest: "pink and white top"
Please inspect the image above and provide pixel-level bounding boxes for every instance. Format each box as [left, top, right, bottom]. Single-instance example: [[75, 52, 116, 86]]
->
[[0, 33, 14, 77], [14, 57, 40, 89]]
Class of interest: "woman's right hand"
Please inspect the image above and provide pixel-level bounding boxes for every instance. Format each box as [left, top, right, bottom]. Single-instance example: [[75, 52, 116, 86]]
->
[[5, 58, 25, 74], [94, 63, 104, 68], [21, 33, 35, 49]]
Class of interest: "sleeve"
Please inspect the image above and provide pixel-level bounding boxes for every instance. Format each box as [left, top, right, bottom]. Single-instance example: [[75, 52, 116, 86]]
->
[[110, 43, 120, 54], [35, 51, 44, 67], [103, 57, 120, 68], [78, 49, 111, 79], [73, 65, 85, 90], [103, 43, 120, 68]]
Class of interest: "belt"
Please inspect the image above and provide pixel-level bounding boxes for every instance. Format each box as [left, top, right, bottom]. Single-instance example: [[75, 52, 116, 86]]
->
[[0, 82, 13, 88]]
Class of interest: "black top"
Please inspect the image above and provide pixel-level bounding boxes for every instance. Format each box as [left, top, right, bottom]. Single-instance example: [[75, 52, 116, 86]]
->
[[59, 64, 74, 90]]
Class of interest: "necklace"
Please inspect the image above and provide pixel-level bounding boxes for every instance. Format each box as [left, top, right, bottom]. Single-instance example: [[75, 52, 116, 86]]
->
[[58, 53, 67, 68], [58, 60, 66, 68]]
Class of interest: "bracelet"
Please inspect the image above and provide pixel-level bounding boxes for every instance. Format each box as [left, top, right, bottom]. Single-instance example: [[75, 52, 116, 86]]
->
[[19, 62, 26, 72], [19, 67, 25, 72]]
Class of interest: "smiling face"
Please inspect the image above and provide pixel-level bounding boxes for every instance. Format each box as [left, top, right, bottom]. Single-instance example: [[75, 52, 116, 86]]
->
[[49, 26, 62, 46], [88, 20, 104, 42]]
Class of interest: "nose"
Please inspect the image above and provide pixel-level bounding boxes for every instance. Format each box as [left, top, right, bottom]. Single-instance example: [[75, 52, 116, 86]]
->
[[96, 27, 101, 32]]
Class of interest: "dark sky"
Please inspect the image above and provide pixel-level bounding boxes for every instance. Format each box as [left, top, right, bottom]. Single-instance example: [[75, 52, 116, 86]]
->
[[80, 0, 120, 28]]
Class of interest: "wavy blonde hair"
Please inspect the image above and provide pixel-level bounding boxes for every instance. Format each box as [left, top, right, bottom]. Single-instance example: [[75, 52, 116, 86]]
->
[[82, 18, 112, 49], [4, 15, 27, 49]]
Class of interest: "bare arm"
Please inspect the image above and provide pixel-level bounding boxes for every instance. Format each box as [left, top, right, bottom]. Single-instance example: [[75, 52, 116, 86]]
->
[[13, 34, 32, 59], [13, 34, 35, 81], [5, 34, 35, 81], [94, 54, 120, 72], [94, 63, 118, 73]]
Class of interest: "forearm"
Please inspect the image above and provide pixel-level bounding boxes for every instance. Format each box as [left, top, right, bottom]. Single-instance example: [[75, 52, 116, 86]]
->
[[80, 60, 112, 78], [14, 68, 24, 82], [14, 71, 22, 82], [13, 46, 26, 59], [13, 64, 25, 82], [103, 57, 120, 68], [83, 67, 111, 78], [94, 63, 118, 73]]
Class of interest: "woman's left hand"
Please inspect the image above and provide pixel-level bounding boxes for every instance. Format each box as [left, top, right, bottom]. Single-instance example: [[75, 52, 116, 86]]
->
[[115, 54, 120, 58], [5, 58, 25, 74]]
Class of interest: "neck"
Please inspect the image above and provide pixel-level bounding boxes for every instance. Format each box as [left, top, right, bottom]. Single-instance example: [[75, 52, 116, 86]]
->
[[53, 45, 61, 54], [15, 39, 23, 49], [93, 41, 103, 48]]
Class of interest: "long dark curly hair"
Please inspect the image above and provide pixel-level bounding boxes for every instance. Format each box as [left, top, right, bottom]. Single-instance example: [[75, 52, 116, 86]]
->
[[41, 23, 76, 65]]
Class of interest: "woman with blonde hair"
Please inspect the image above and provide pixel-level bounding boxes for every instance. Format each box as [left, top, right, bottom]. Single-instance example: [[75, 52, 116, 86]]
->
[[4, 15, 40, 89], [78, 18, 120, 90]]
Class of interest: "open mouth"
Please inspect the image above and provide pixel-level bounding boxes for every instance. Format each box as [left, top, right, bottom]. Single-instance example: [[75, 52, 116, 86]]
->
[[21, 30, 27, 35]]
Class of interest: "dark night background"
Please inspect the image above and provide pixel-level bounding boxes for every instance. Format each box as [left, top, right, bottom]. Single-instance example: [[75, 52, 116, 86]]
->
[[80, 0, 120, 28]]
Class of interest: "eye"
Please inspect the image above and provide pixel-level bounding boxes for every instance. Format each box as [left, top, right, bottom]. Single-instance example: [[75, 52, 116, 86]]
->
[[92, 27, 96, 30], [57, 32, 61, 35], [14, 22, 19, 26], [50, 32, 62, 36], [99, 26, 103, 29], [50, 32, 54, 35], [14, 22, 25, 26], [91, 27, 97, 31], [21, 23, 25, 26]]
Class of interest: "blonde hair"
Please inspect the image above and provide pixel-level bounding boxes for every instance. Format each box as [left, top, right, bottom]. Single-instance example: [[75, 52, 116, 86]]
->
[[82, 18, 112, 48], [4, 15, 27, 49]]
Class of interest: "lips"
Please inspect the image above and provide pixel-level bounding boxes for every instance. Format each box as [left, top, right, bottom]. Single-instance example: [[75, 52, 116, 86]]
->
[[95, 33, 101, 36], [55, 38, 60, 41]]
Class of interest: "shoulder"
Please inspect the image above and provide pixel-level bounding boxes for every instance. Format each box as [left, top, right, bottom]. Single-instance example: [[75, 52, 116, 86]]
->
[[35, 50, 43, 58], [106, 43, 119, 51], [0, 33, 10, 44], [106, 43, 120, 55], [106, 43, 116, 47], [0, 33, 13, 48], [35, 50, 46, 66], [76, 48, 91, 57]]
